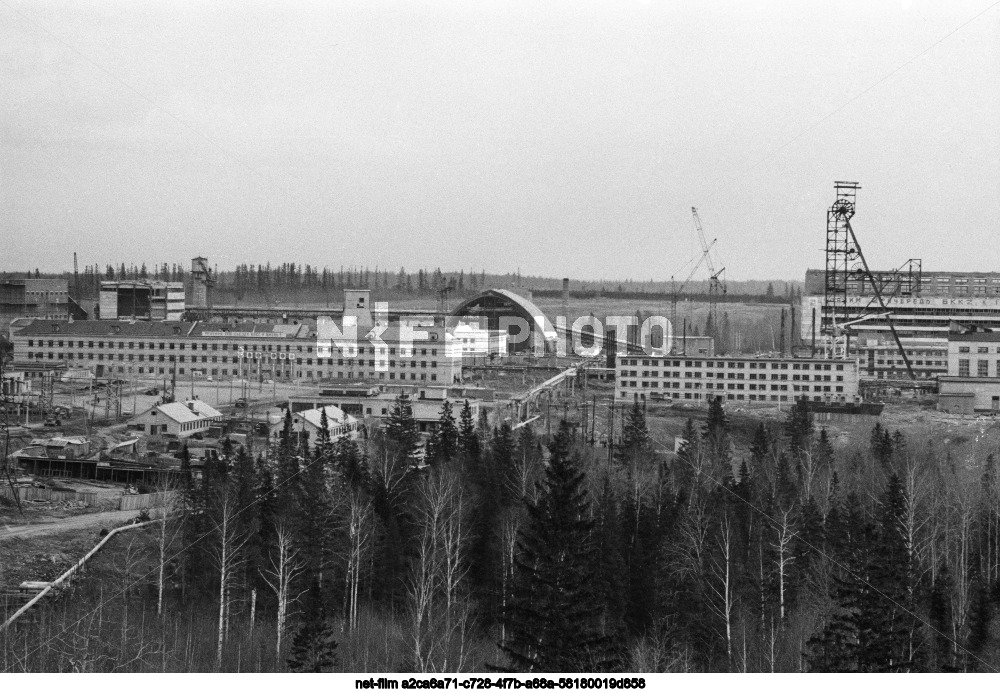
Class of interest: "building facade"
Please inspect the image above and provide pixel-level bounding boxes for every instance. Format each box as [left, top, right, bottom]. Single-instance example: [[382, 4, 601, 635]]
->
[[805, 268, 1000, 299], [1, 279, 71, 331], [938, 332, 1000, 414], [853, 338, 947, 381], [13, 317, 464, 385], [130, 399, 224, 437], [615, 354, 860, 404], [99, 280, 185, 321]]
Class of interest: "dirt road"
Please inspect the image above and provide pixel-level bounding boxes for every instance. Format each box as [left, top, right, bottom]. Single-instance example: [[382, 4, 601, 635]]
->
[[0, 509, 154, 542]]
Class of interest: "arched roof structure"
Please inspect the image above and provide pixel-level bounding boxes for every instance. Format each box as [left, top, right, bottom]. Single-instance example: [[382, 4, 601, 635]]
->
[[450, 289, 558, 353]]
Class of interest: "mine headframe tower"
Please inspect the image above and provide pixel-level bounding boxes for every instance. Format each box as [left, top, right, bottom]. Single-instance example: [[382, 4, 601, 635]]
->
[[822, 181, 916, 380]]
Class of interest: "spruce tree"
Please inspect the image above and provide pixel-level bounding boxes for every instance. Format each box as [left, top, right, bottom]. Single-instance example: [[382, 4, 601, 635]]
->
[[498, 422, 622, 672], [286, 611, 339, 672], [385, 393, 421, 463], [458, 400, 481, 462], [784, 398, 813, 459], [617, 401, 653, 467], [702, 396, 731, 475], [426, 399, 459, 465]]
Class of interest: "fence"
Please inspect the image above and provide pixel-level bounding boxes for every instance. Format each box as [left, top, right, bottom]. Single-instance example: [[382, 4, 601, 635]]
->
[[0, 487, 176, 510], [0, 486, 98, 506], [118, 491, 177, 512]]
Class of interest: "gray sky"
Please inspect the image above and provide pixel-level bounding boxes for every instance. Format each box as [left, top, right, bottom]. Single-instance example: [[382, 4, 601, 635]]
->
[[2, 0, 998, 281]]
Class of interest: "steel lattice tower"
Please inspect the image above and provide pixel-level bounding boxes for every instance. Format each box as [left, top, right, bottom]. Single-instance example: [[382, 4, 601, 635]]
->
[[823, 181, 862, 334]]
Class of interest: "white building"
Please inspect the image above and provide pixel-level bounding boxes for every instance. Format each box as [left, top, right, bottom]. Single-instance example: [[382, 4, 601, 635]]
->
[[271, 405, 360, 449], [449, 320, 508, 359], [615, 354, 861, 405], [130, 399, 223, 437]]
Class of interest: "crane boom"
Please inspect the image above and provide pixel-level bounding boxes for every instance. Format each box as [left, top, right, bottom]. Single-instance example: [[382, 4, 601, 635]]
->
[[691, 207, 716, 276], [676, 238, 716, 295]]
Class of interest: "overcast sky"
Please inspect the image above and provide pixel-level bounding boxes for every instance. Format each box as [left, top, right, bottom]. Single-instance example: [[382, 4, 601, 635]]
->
[[2, 0, 998, 281]]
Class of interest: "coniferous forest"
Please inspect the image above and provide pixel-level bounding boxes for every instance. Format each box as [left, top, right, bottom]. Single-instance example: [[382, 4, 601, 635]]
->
[[3, 396, 999, 672]]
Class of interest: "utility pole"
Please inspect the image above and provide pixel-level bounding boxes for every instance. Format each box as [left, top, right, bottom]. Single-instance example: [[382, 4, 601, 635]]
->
[[607, 399, 615, 467], [591, 394, 596, 446]]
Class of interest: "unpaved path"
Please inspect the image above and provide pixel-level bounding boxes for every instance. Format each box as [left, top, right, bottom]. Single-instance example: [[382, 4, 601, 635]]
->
[[0, 509, 152, 542]]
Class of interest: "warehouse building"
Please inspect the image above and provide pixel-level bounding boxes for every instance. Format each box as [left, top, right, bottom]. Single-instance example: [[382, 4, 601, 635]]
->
[[615, 354, 860, 404]]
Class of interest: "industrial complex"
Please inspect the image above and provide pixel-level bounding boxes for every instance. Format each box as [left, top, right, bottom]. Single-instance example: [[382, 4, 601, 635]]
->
[[4, 180, 1000, 488]]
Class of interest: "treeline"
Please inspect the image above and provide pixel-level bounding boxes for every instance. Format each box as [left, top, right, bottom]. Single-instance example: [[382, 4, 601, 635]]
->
[[2, 265, 804, 306]]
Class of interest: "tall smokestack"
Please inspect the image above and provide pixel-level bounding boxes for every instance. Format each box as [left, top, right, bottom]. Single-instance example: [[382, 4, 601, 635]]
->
[[562, 278, 569, 321]]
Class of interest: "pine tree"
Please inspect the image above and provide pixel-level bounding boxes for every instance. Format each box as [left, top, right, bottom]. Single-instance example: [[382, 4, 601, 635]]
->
[[702, 397, 731, 475], [491, 422, 518, 504], [616, 401, 653, 467], [458, 400, 480, 461], [749, 423, 769, 472], [784, 398, 813, 459], [425, 399, 459, 465], [498, 422, 623, 672], [385, 393, 421, 463], [808, 474, 917, 672], [593, 478, 627, 637], [286, 612, 339, 672], [815, 427, 835, 471]]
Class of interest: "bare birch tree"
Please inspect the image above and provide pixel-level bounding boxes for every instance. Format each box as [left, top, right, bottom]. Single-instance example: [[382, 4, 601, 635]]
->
[[209, 489, 250, 670], [260, 520, 307, 657]]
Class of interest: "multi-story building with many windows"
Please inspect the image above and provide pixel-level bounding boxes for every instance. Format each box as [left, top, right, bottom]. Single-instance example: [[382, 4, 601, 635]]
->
[[12, 318, 463, 385], [615, 354, 860, 404]]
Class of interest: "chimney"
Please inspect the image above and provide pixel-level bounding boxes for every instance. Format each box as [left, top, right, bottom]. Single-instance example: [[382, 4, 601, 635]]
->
[[562, 278, 569, 320]]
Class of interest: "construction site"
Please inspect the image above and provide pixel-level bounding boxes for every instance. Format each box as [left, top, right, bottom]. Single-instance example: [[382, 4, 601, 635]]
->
[[3, 181, 1000, 670]]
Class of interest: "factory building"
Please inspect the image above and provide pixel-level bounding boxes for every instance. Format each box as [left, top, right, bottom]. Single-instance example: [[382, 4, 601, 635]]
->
[[1, 279, 73, 331], [99, 280, 185, 321], [615, 354, 860, 404], [13, 290, 464, 385], [938, 332, 1000, 414], [805, 268, 1000, 299], [802, 268, 1000, 342]]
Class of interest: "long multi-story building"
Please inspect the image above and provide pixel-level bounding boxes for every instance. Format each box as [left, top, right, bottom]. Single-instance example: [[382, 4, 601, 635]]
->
[[12, 317, 463, 384], [803, 269, 1000, 341], [615, 354, 860, 404], [804, 268, 1000, 299], [853, 338, 947, 381]]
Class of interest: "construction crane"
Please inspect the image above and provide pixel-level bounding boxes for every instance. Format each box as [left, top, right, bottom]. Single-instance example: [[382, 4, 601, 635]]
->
[[670, 237, 716, 329], [691, 207, 727, 327], [670, 208, 726, 333]]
